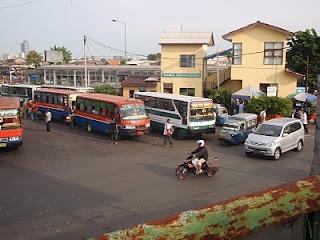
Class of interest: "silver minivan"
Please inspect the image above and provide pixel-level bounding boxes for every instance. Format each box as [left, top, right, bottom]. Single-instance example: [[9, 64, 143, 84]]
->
[[244, 118, 304, 160]]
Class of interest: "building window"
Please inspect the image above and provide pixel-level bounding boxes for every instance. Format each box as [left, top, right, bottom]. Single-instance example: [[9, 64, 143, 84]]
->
[[163, 83, 173, 93], [180, 88, 195, 96], [264, 42, 283, 65], [232, 43, 242, 65], [180, 55, 195, 68]]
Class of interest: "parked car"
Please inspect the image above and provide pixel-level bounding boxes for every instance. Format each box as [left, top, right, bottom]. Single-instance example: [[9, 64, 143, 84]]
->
[[218, 113, 257, 146], [213, 103, 229, 125], [244, 118, 304, 160]]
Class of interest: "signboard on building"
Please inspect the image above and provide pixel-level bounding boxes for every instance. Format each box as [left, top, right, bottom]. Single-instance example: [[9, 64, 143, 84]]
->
[[161, 73, 201, 78], [267, 86, 277, 96], [44, 50, 63, 63], [296, 87, 306, 93]]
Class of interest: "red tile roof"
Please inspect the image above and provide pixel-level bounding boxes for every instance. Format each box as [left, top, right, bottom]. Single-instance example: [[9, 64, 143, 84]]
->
[[107, 60, 121, 66]]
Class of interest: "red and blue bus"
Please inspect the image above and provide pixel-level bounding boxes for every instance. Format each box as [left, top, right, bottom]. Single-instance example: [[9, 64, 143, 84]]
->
[[0, 97, 23, 149], [74, 93, 150, 137], [34, 89, 81, 122]]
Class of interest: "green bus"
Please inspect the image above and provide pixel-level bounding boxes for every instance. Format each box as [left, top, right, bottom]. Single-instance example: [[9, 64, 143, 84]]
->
[[134, 92, 216, 139]]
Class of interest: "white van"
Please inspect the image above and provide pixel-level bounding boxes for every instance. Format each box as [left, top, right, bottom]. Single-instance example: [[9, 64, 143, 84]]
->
[[244, 118, 304, 160]]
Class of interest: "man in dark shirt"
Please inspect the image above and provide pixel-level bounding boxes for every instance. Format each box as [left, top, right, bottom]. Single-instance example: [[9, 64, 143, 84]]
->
[[191, 140, 208, 174], [110, 117, 119, 144]]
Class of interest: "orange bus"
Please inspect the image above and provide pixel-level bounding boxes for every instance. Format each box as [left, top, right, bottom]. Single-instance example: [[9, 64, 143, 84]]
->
[[34, 88, 81, 123], [0, 97, 23, 149], [74, 93, 150, 137]]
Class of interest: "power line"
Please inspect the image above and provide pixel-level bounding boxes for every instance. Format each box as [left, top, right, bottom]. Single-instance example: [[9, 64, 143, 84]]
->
[[74, 35, 292, 70], [87, 36, 148, 59], [0, 0, 47, 10]]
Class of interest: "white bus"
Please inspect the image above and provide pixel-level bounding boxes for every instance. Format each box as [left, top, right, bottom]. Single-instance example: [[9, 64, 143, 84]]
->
[[134, 92, 216, 139], [1, 83, 42, 103], [41, 84, 94, 93]]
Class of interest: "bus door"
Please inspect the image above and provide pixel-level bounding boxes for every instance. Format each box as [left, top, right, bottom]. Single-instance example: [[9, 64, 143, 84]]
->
[[173, 100, 187, 125]]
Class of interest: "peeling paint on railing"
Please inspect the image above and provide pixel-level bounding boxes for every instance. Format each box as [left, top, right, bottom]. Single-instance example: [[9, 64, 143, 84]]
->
[[88, 175, 320, 240]]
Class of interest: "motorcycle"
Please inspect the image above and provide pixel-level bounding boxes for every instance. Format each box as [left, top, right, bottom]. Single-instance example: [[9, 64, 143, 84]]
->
[[175, 152, 219, 179]]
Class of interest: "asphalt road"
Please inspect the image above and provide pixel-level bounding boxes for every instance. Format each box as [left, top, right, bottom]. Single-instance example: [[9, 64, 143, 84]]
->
[[0, 119, 315, 240]]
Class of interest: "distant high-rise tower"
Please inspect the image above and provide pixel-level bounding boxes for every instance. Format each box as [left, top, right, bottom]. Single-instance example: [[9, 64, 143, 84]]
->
[[21, 40, 29, 57]]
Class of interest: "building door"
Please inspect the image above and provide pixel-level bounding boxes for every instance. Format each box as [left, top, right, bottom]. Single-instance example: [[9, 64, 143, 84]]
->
[[129, 90, 134, 98]]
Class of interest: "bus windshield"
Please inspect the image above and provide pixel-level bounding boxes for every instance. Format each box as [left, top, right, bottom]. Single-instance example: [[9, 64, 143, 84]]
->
[[189, 102, 214, 122], [120, 103, 148, 121], [0, 108, 21, 130]]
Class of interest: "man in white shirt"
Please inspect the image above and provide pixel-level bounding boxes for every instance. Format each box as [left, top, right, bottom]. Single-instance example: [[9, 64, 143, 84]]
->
[[45, 108, 52, 133], [300, 109, 308, 134], [163, 119, 174, 147], [259, 108, 267, 124]]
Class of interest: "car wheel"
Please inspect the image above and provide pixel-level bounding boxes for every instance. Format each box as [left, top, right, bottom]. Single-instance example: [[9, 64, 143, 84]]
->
[[273, 148, 281, 160], [245, 152, 253, 157], [295, 140, 303, 152], [220, 139, 229, 146]]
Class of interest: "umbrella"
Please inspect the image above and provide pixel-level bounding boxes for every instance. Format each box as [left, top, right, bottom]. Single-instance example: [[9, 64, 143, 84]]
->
[[231, 85, 266, 100], [294, 92, 317, 102], [287, 92, 298, 99]]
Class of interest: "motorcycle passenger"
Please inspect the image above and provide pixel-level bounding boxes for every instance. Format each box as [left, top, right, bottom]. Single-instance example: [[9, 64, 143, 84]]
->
[[191, 140, 208, 174]]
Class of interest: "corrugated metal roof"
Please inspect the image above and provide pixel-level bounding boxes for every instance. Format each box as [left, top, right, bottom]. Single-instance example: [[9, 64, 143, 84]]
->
[[159, 31, 214, 46], [121, 76, 157, 88]]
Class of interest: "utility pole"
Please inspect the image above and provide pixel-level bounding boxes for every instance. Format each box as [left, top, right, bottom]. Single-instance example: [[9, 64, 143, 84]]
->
[[84, 35, 88, 87], [306, 55, 309, 92], [217, 48, 220, 90], [304, 74, 320, 240]]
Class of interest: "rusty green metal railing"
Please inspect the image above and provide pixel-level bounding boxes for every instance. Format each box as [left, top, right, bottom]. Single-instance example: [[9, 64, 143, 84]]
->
[[89, 175, 320, 240]]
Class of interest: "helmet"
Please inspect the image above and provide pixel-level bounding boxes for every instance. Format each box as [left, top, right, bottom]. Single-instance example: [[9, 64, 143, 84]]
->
[[196, 140, 205, 147]]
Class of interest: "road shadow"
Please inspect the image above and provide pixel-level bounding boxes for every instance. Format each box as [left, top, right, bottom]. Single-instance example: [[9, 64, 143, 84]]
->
[[136, 162, 175, 179]]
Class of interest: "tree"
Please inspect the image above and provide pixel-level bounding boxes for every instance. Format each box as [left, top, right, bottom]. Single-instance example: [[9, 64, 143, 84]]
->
[[286, 29, 320, 92], [246, 95, 292, 117], [208, 88, 232, 111], [50, 45, 72, 64], [94, 84, 118, 95], [147, 53, 161, 60], [26, 50, 42, 67]]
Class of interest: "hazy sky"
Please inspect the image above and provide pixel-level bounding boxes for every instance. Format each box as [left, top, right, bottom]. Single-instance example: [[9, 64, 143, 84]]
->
[[1, 0, 319, 60]]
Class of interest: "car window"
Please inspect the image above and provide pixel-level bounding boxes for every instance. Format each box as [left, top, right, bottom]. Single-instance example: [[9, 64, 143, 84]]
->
[[255, 124, 282, 137], [291, 122, 301, 132], [284, 125, 291, 134]]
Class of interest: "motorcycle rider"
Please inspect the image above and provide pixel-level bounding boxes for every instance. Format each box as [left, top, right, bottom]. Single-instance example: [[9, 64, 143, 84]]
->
[[191, 140, 209, 175]]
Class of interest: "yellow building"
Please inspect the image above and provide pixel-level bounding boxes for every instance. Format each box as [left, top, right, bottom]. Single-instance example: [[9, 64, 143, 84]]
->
[[221, 21, 304, 97], [159, 31, 214, 97]]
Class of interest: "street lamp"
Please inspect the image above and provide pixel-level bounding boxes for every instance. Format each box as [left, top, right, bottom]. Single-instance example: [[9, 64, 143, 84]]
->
[[112, 19, 127, 64]]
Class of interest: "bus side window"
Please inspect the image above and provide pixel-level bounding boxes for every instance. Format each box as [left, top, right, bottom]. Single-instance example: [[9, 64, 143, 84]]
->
[[145, 96, 155, 108], [165, 99, 175, 111], [156, 98, 164, 109], [101, 108, 106, 117]]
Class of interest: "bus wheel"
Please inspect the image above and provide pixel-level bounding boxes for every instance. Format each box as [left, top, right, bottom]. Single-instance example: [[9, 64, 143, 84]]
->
[[87, 123, 92, 133], [194, 133, 202, 139], [176, 129, 185, 140]]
